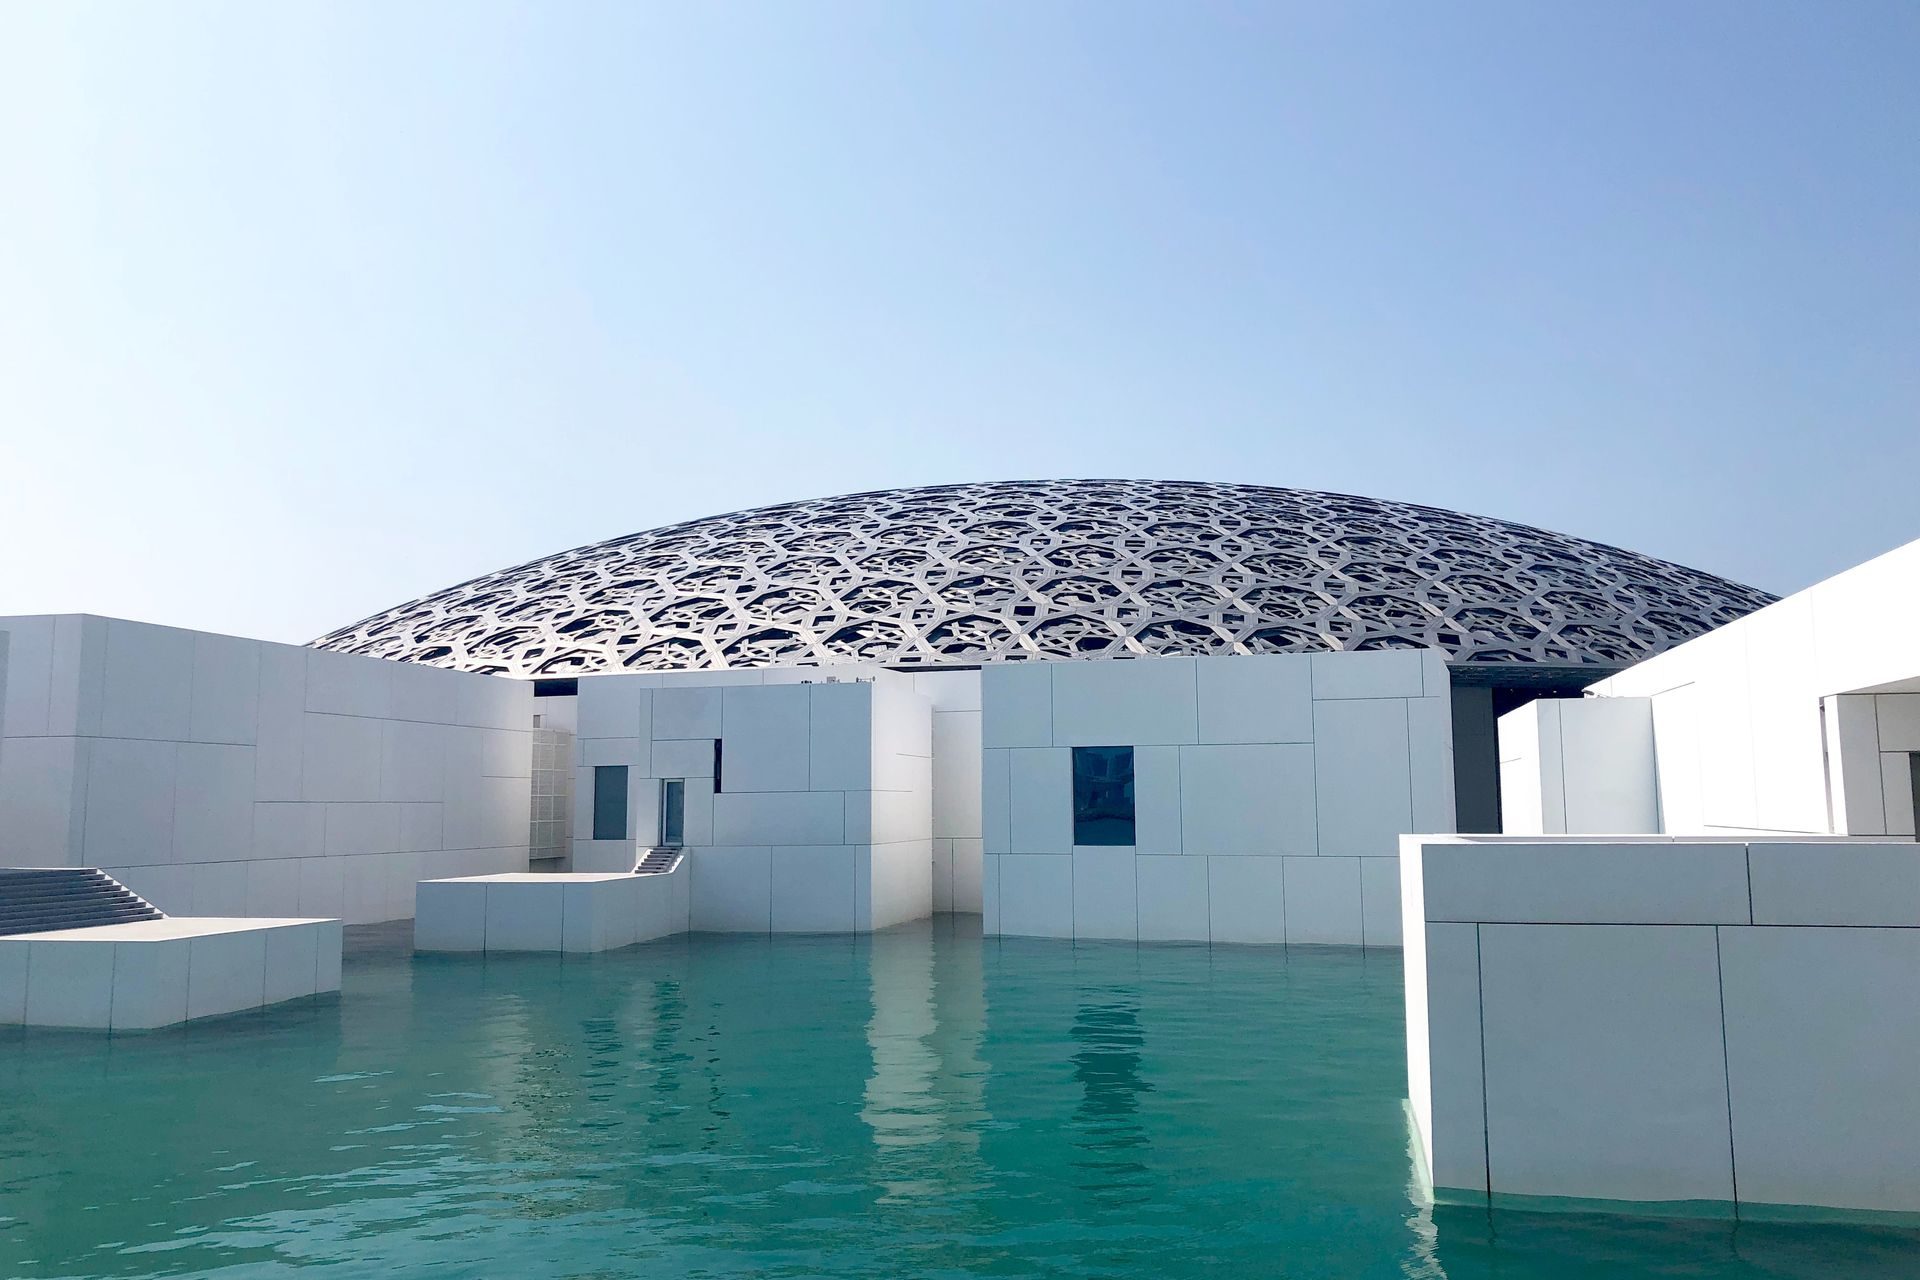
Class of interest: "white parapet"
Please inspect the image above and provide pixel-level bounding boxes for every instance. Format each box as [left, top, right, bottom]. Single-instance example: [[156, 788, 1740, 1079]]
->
[[0, 917, 343, 1030], [1402, 833, 1920, 1218], [414, 865, 691, 953]]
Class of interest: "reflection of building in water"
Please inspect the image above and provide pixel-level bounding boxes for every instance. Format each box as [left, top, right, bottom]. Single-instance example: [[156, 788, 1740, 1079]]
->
[[861, 921, 990, 1202], [1070, 995, 1154, 1207]]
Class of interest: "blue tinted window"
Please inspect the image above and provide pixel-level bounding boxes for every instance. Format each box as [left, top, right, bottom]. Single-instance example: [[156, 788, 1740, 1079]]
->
[[592, 765, 629, 840], [1072, 746, 1135, 846]]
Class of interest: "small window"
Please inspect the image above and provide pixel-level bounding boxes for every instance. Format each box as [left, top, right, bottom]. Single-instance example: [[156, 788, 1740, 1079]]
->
[[1072, 746, 1135, 846], [713, 740, 724, 795], [592, 765, 629, 840], [661, 778, 686, 846]]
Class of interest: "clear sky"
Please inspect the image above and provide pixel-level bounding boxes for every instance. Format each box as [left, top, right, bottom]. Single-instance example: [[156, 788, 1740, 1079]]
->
[[2, 1, 1915, 644]]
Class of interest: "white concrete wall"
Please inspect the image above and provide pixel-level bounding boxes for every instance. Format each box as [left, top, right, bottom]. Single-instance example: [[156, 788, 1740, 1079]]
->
[[0, 615, 532, 923], [982, 650, 1456, 946], [1496, 697, 1659, 834], [911, 669, 983, 913], [1588, 536, 1920, 837], [1403, 834, 1920, 1216], [569, 665, 933, 932]]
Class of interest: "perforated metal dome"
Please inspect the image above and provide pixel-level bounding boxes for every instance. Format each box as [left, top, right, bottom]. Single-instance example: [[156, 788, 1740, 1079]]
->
[[311, 480, 1775, 677]]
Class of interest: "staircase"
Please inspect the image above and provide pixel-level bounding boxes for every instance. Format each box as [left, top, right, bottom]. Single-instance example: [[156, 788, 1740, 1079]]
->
[[635, 848, 682, 875], [0, 868, 165, 937]]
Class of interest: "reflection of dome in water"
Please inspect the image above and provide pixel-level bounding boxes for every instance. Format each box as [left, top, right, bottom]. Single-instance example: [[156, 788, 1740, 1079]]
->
[[311, 479, 1776, 678]]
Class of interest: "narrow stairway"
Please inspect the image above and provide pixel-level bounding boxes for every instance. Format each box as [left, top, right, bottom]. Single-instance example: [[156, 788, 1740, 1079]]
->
[[0, 867, 165, 936], [635, 848, 682, 875]]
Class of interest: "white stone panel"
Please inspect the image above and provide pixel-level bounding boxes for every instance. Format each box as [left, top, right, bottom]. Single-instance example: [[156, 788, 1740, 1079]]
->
[[1283, 855, 1363, 945], [0, 941, 24, 1023], [1359, 856, 1402, 946], [172, 743, 254, 863], [188, 632, 260, 745], [930, 838, 954, 912], [806, 683, 871, 792], [911, 669, 981, 712], [1747, 842, 1920, 926], [1050, 657, 1198, 746], [932, 710, 982, 839], [301, 714, 383, 802], [110, 938, 192, 1029], [1, 737, 85, 864], [1313, 699, 1412, 858], [1195, 654, 1312, 744], [245, 857, 303, 916], [653, 684, 724, 740], [484, 880, 565, 950], [1421, 841, 1752, 925], [263, 923, 322, 1005], [0, 616, 55, 734], [24, 939, 116, 1028], [1877, 694, 1920, 751], [1479, 923, 1734, 1204], [415, 879, 487, 950], [650, 737, 715, 780], [981, 662, 1053, 749], [1406, 695, 1456, 834], [982, 749, 1011, 856], [391, 661, 464, 725], [771, 845, 860, 933], [1178, 744, 1315, 856], [315, 921, 343, 990], [83, 738, 176, 867], [982, 854, 1001, 933], [953, 838, 984, 914], [1310, 650, 1424, 700], [1008, 747, 1072, 854], [297, 855, 348, 919], [106, 863, 192, 914], [722, 684, 811, 792], [1137, 854, 1209, 941], [1133, 745, 1182, 855], [713, 791, 845, 846], [304, 647, 395, 720], [576, 676, 647, 739], [1071, 847, 1137, 939], [379, 719, 447, 802], [690, 846, 773, 931], [1407, 921, 1488, 1197], [457, 672, 529, 731], [869, 839, 932, 928], [1881, 751, 1917, 836], [101, 620, 194, 740], [186, 928, 269, 1021], [1205, 856, 1286, 943], [997, 854, 1073, 938], [190, 860, 251, 916], [254, 644, 307, 802], [1720, 925, 1920, 1213]]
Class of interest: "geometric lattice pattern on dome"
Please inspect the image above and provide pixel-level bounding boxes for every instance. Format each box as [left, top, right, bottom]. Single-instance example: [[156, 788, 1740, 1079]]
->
[[310, 480, 1777, 678]]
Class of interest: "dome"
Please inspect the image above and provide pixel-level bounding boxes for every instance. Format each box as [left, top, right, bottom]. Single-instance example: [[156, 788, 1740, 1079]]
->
[[310, 480, 1775, 679]]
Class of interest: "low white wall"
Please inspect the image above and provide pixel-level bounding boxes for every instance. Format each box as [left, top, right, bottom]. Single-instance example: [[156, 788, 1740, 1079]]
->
[[0, 615, 533, 923], [982, 650, 1456, 945], [1588, 536, 1920, 836], [1403, 834, 1920, 1216], [415, 867, 689, 952], [569, 666, 933, 932], [1496, 697, 1658, 834]]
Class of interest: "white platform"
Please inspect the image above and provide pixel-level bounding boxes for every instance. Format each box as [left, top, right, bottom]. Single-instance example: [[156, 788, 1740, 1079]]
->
[[0, 916, 343, 1030], [1403, 834, 1920, 1218], [414, 866, 690, 953]]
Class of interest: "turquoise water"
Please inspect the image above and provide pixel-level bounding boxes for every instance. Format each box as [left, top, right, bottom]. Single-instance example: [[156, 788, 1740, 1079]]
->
[[3, 920, 1917, 1279]]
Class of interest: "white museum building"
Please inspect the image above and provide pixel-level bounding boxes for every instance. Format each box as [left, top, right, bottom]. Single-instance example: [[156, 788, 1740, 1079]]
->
[[2, 480, 1918, 1218]]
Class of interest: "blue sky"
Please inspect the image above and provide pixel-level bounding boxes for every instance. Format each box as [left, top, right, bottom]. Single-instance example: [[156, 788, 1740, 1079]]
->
[[2, 1, 1915, 643]]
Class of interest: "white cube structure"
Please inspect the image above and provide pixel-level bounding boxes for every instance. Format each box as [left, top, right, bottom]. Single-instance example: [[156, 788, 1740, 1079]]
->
[[0, 615, 533, 924], [1402, 834, 1920, 1216], [565, 668, 935, 933], [982, 651, 1456, 945], [415, 867, 690, 952], [0, 917, 343, 1030]]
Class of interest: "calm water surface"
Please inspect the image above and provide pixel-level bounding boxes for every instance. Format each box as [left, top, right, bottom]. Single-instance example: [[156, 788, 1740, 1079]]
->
[[2, 919, 1916, 1279]]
